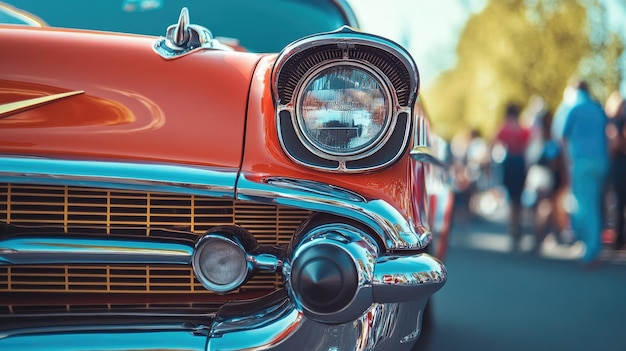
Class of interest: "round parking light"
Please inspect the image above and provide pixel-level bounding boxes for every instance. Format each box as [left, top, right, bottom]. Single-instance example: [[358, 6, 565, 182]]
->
[[192, 235, 249, 294]]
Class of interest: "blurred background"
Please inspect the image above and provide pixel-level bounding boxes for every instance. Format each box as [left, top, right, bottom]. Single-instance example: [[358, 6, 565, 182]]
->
[[347, 2, 626, 350], [350, 0, 626, 140]]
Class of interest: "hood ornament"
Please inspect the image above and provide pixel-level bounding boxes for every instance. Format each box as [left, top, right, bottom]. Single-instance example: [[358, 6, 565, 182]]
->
[[154, 7, 229, 59]]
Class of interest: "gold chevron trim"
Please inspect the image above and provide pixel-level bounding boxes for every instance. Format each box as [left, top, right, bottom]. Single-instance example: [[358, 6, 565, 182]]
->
[[0, 90, 84, 119]]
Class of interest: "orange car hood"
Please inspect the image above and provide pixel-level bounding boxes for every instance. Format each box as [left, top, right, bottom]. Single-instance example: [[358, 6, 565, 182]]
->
[[0, 26, 264, 169]]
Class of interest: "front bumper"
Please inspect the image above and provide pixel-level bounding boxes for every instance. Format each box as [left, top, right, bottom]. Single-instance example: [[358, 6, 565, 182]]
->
[[0, 227, 444, 350], [0, 290, 431, 351]]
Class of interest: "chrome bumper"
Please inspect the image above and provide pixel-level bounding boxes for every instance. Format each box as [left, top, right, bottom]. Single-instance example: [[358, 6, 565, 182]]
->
[[0, 291, 431, 351], [0, 229, 445, 350]]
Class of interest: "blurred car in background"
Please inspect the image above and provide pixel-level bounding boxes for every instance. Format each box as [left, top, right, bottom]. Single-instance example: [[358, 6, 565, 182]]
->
[[0, 0, 450, 350]]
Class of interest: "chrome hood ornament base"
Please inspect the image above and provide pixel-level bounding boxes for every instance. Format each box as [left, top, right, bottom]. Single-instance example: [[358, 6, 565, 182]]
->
[[154, 7, 230, 59]]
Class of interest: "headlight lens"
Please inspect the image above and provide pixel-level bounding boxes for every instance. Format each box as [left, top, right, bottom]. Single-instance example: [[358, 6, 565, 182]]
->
[[296, 65, 391, 156]]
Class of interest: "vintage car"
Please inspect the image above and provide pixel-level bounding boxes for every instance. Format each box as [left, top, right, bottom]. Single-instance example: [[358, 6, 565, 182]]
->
[[0, 0, 449, 350]]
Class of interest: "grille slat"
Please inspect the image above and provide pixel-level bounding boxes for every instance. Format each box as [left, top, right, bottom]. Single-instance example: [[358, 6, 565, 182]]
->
[[1, 183, 311, 294]]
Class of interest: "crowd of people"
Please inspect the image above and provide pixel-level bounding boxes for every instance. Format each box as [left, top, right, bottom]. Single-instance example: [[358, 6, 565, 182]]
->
[[450, 78, 626, 268]]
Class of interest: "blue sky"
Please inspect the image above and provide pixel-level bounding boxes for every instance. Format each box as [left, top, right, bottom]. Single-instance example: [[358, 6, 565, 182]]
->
[[350, 0, 626, 93]]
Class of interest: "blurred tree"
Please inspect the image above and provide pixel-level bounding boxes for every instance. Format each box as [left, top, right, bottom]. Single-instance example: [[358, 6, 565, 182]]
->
[[422, 0, 625, 140]]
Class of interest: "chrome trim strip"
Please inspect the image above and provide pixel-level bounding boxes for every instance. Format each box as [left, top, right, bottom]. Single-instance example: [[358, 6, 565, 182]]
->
[[0, 156, 237, 197], [413, 106, 428, 149], [0, 3, 47, 27], [331, 0, 361, 28], [410, 108, 448, 168], [236, 175, 431, 250], [0, 326, 208, 350], [0, 232, 282, 272], [261, 177, 366, 202], [0, 235, 194, 265], [410, 145, 446, 168]]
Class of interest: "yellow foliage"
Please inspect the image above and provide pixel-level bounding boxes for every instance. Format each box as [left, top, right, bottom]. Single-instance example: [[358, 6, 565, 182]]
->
[[422, 0, 624, 141]]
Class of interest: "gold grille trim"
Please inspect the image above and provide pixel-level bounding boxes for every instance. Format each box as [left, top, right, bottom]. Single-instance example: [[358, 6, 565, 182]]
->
[[0, 183, 312, 294]]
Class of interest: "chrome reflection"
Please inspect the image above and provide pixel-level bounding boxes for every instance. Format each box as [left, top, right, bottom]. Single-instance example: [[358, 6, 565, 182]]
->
[[0, 156, 237, 198], [0, 324, 208, 351], [356, 303, 420, 350], [410, 145, 446, 169], [237, 174, 431, 250], [285, 222, 379, 324], [373, 254, 447, 303], [192, 226, 283, 293], [0, 2, 46, 27], [208, 297, 303, 350], [153, 7, 233, 59], [0, 230, 282, 276], [281, 219, 445, 324], [0, 295, 428, 351], [0, 235, 194, 265], [264, 177, 366, 202], [209, 293, 428, 351], [217, 281, 432, 350]]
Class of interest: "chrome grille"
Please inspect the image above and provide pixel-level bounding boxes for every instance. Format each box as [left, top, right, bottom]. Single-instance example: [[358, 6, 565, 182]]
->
[[0, 183, 311, 294]]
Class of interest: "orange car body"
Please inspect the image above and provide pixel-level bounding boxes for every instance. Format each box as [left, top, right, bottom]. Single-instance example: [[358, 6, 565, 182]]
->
[[1, 26, 423, 219]]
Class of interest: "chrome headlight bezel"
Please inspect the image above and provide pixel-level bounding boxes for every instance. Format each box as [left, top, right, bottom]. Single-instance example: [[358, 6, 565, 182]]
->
[[271, 26, 419, 173]]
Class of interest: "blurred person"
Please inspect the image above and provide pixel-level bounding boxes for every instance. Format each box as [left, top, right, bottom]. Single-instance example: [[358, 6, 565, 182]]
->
[[450, 128, 489, 222], [524, 96, 555, 174], [494, 102, 530, 252], [605, 90, 624, 118], [523, 95, 547, 140], [605, 91, 626, 251], [466, 128, 491, 192], [450, 129, 473, 223], [524, 109, 566, 254], [552, 79, 609, 267]]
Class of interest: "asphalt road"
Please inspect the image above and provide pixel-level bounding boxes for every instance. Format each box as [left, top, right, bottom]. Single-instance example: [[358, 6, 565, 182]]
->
[[414, 211, 626, 351]]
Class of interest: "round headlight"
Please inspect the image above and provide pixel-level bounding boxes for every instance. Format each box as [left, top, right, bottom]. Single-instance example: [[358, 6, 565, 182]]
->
[[192, 235, 249, 294], [296, 64, 391, 157]]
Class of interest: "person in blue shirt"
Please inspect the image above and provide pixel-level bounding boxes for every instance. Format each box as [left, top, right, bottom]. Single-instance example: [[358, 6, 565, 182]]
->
[[552, 79, 609, 267]]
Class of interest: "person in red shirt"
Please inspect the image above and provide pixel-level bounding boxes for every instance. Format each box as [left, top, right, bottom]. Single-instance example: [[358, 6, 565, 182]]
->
[[495, 103, 531, 251]]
